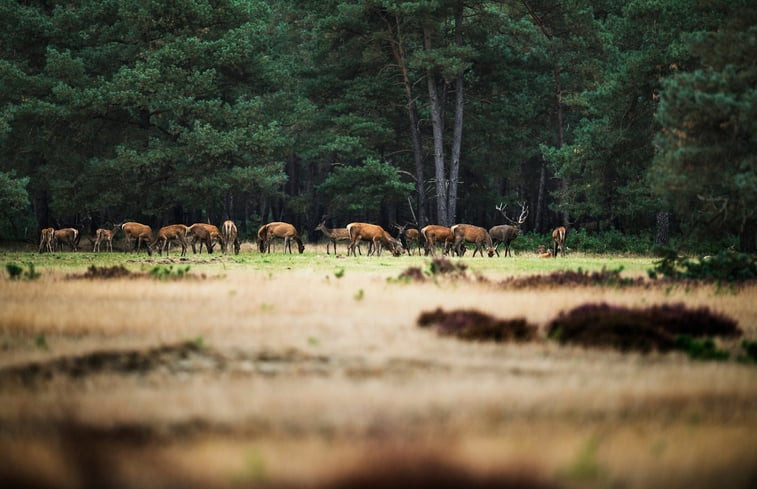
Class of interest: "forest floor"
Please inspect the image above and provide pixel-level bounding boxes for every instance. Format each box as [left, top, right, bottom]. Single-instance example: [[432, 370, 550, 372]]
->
[[1, 244, 756, 489]]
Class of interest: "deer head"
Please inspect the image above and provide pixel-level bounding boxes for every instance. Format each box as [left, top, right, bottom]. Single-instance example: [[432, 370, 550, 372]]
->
[[496, 202, 529, 227]]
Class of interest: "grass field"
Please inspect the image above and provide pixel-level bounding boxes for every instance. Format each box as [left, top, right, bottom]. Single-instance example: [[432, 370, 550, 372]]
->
[[1, 243, 756, 489]]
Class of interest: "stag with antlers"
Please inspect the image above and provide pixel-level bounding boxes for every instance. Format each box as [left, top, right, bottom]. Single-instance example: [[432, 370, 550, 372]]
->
[[489, 202, 529, 257]]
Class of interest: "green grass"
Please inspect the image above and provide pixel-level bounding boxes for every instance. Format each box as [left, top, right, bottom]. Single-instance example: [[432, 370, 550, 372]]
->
[[1, 246, 657, 279]]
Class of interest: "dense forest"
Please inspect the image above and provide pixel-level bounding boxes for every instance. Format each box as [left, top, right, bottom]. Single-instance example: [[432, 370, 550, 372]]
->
[[1, 0, 755, 251]]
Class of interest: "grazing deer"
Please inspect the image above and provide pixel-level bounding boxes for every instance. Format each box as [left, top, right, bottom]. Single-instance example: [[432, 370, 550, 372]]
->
[[552, 226, 567, 258], [346, 222, 402, 257], [420, 225, 454, 256], [258, 222, 305, 254], [490, 202, 529, 257], [121, 222, 153, 255], [38, 227, 55, 253], [188, 223, 222, 254], [151, 224, 189, 257], [451, 224, 495, 257], [394, 223, 422, 256], [53, 228, 79, 252], [93, 225, 120, 252], [221, 220, 240, 254], [315, 220, 360, 255]]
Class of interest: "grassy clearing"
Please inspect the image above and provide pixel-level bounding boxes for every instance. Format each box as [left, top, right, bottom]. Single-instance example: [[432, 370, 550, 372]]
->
[[0, 246, 755, 489]]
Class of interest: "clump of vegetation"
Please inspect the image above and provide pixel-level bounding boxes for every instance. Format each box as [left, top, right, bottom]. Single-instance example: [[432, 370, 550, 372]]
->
[[674, 335, 730, 361], [547, 303, 741, 353], [739, 340, 757, 364], [79, 265, 134, 279], [5, 262, 41, 281], [648, 246, 757, 283], [149, 264, 191, 280], [500, 266, 644, 289], [428, 257, 467, 277], [418, 308, 537, 342], [396, 266, 427, 282]]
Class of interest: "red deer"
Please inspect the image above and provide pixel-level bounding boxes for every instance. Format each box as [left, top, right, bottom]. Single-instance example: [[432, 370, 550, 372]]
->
[[552, 226, 567, 258], [315, 220, 361, 255], [121, 222, 153, 255], [93, 225, 120, 252], [151, 224, 189, 256], [38, 227, 55, 253], [420, 225, 454, 256], [451, 224, 495, 257], [53, 228, 79, 252], [346, 223, 402, 257], [188, 223, 222, 254], [394, 223, 422, 256], [258, 222, 305, 254], [221, 220, 240, 254], [490, 202, 528, 257]]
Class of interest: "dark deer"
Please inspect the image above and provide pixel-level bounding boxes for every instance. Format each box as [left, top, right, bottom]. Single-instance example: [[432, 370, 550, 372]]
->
[[346, 222, 402, 257], [258, 222, 305, 254], [552, 226, 567, 258], [93, 225, 120, 252], [393, 223, 421, 256], [489, 202, 529, 257], [39, 227, 55, 253], [188, 223, 222, 253]]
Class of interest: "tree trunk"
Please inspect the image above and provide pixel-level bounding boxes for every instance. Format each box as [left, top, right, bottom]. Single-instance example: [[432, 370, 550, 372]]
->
[[535, 156, 547, 232], [655, 210, 670, 247], [739, 218, 756, 253], [447, 2, 464, 225], [424, 25, 449, 226]]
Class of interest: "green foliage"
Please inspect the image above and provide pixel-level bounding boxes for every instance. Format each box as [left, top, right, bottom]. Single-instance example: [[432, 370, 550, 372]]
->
[[0, 170, 30, 219], [648, 247, 757, 283], [333, 267, 345, 279], [673, 335, 729, 361], [739, 340, 757, 364], [5, 262, 40, 280], [149, 265, 191, 280]]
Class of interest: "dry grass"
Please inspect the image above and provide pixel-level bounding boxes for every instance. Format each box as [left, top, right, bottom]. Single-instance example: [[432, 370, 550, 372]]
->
[[1, 255, 756, 489]]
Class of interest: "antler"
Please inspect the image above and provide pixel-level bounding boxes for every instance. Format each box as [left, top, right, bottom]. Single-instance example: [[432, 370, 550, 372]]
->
[[517, 201, 529, 224], [496, 202, 517, 224]]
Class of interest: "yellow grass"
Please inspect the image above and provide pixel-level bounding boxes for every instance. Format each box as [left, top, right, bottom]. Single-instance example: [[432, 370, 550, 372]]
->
[[1, 254, 756, 488]]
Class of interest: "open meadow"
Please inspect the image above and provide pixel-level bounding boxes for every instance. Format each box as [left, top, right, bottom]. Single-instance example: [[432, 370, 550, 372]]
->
[[1, 242, 756, 489]]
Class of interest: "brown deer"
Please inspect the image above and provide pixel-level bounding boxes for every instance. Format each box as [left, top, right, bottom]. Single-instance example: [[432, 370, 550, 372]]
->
[[451, 224, 495, 257], [93, 225, 120, 252], [393, 223, 422, 256], [315, 220, 360, 255], [121, 222, 153, 255], [53, 228, 79, 251], [420, 225, 454, 256], [38, 227, 55, 253], [221, 220, 240, 254], [258, 222, 305, 254], [151, 224, 189, 256], [346, 222, 402, 257], [552, 226, 567, 258], [188, 223, 222, 254], [489, 202, 529, 257]]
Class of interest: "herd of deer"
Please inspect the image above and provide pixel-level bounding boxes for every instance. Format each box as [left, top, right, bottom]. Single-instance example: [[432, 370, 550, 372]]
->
[[37, 203, 568, 258]]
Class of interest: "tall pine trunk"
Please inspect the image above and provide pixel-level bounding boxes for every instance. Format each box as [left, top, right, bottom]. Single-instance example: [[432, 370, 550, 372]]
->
[[447, 3, 464, 225]]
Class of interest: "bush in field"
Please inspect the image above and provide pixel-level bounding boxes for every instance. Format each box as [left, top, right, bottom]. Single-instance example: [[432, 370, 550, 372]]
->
[[547, 303, 741, 353], [648, 246, 757, 283], [418, 308, 537, 342], [5, 262, 40, 280], [500, 266, 643, 288]]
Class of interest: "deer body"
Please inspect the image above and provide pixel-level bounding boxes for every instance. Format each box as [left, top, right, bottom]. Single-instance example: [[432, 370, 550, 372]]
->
[[221, 220, 240, 254], [315, 221, 357, 255], [451, 224, 495, 257], [346, 223, 402, 257], [38, 227, 55, 253], [188, 223, 222, 254], [152, 224, 189, 256], [258, 222, 304, 254], [489, 225, 519, 257], [121, 222, 153, 255], [53, 228, 79, 251], [93, 225, 120, 252], [394, 224, 421, 256], [552, 226, 567, 258], [420, 225, 454, 256]]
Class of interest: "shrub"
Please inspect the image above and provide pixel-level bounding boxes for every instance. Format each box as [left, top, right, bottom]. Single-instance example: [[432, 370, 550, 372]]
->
[[5, 262, 40, 280], [500, 266, 643, 288], [418, 308, 537, 342], [648, 247, 757, 283]]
